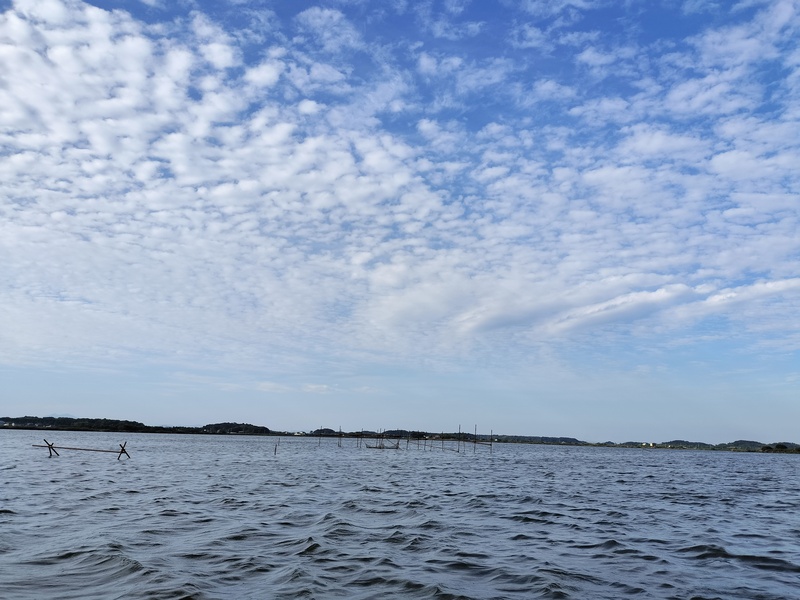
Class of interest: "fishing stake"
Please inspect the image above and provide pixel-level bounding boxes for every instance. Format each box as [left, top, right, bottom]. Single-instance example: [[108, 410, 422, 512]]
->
[[42, 439, 59, 457], [32, 439, 131, 459]]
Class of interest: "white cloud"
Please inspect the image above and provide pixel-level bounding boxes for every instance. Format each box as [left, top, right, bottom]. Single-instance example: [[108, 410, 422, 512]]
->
[[244, 59, 284, 87], [665, 73, 757, 115], [416, 52, 462, 77], [531, 79, 577, 101], [509, 23, 550, 50], [518, 0, 597, 18], [444, 0, 470, 15], [617, 124, 708, 161], [543, 285, 699, 335], [568, 96, 633, 123], [576, 46, 616, 67], [256, 381, 291, 392], [303, 383, 334, 393], [297, 99, 323, 114], [200, 41, 239, 69], [454, 58, 513, 95], [295, 7, 362, 53]]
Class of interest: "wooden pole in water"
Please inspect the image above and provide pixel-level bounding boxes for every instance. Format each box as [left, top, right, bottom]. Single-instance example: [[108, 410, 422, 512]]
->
[[42, 439, 58, 457], [117, 442, 130, 459], [33, 440, 129, 459]]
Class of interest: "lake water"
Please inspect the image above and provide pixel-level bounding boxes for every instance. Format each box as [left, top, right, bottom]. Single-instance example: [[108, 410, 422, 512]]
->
[[1, 430, 799, 599]]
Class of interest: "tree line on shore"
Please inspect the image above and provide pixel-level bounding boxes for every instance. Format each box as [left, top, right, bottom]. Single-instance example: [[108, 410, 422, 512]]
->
[[1, 416, 270, 436], [3, 416, 798, 452]]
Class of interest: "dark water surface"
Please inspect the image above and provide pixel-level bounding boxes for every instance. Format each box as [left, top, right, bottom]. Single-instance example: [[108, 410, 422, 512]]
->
[[2, 430, 799, 599]]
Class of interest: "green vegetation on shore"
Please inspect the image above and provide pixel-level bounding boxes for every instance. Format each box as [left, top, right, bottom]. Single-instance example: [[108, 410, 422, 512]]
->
[[3, 416, 798, 452], [0, 416, 269, 436]]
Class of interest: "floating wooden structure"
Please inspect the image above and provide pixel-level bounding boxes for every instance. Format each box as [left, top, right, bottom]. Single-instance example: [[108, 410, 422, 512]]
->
[[33, 439, 131, 459], [363, 429, 402, 450], [360, 425, 493, 453], [365, 439, 401, 450]]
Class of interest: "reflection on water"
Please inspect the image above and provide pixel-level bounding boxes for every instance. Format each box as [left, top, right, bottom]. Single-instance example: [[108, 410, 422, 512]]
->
[[1, 430, 799, 599]]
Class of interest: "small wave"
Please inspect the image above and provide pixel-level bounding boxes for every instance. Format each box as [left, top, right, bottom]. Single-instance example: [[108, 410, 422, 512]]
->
[[158, 508, 190, 517], [401, 534, 430, 551], [678, 544, 734, 560], [734, 553, 800, 573], [10, 544, 161, 599], [347, 574, 478, 600], [297, 541, 321, 555], [384, 529, 409, 544], [571, 539, 623, 550], [224, 527, 264, 542], [419, 519, 445, 530], [678, 544, 800, 572], [517, 495, 543, 504], [506, 509, 566, 525]]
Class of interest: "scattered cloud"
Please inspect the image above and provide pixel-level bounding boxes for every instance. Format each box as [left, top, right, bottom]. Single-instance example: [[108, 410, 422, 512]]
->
[[295, 7, 363, 54], [2, 0, 799, 440]]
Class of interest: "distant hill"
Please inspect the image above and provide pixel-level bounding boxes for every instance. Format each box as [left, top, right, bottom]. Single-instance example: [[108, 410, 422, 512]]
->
[[203, 422, 271, 435], [662, 440, 715, 450], [720, 440, 764, 451], [494, 435, 587, 445], [1, 416, 270, 436]]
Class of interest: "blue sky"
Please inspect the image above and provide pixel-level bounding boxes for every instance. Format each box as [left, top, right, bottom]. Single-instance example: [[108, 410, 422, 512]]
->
[[1, 0, 799, 443]]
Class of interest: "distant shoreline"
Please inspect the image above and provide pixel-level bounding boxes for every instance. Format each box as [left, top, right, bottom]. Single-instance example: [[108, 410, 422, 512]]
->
[[3, 415, 798, 453]]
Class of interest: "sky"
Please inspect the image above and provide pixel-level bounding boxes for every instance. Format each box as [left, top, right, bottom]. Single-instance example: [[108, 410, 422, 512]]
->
[[1, 0, 799, 444]]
